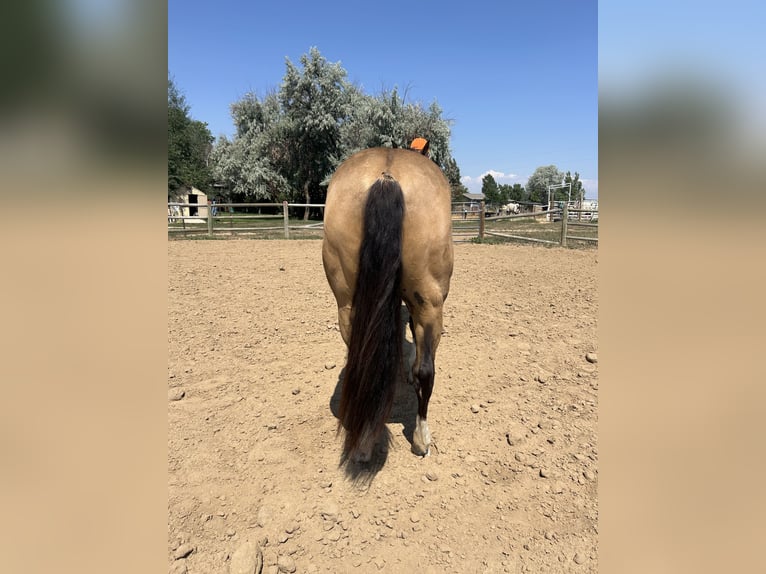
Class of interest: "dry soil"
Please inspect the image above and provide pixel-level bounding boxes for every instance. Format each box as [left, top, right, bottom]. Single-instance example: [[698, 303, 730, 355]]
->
[[168, 239, 598, 573]]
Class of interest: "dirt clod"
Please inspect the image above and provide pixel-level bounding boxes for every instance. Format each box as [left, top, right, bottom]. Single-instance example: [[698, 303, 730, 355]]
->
[[229, 541, 263, 574], [277, 555, 296, 573]]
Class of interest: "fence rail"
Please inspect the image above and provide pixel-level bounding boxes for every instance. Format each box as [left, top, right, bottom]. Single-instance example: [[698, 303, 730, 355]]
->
[[168, 201, 597, 247]]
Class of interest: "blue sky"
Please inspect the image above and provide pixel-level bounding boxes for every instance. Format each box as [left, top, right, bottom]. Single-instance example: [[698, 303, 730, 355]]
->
[[169, 0, 598, 198]]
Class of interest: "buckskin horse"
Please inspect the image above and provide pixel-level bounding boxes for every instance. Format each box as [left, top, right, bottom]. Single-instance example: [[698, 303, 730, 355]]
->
[[322, 147, 454, 463]]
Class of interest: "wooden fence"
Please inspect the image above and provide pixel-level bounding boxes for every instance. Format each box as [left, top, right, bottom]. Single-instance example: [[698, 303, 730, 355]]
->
[[452, 200, 598, 246], [167, 201, 325, 239], [168, 200, 598, 246], [558, 206, 599, 247]]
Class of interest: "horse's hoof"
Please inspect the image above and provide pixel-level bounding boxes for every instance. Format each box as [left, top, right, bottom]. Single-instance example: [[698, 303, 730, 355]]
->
[[411, 442, 430, 457], [412, 416, 431, 456]]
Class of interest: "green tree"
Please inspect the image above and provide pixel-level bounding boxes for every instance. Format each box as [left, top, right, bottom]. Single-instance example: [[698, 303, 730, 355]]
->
[[526, 165, 565, 204], [338, 86, 456, 174], [506, 183, 526, 202], [211, 91, 291, 202], [481, 173, 501, 206], [168, 76, 214, 196], [443, 157, 469, 202], [279, 47, 352, 219], [498, 184, 528, 204], [211, 47, 466, 212], [497, 184, 511, 204], [400, 98, 454, 172], [564, 171, 584, 204]]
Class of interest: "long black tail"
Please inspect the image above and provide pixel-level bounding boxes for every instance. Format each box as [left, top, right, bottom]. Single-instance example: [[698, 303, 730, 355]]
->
[[339, 174, 404, 461]]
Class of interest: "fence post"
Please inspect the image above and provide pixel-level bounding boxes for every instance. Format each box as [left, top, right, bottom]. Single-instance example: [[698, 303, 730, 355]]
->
[[560, 204, 568, 247], [479, 200, 485, 240], [283, 201, 290, 239], [207, 205, 214, 237]]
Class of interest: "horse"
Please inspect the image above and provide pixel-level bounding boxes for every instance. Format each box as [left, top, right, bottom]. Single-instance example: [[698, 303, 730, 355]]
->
[[322, 147, 454, 463]]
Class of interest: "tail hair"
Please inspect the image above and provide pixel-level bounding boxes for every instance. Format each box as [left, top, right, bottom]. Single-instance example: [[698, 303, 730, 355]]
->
[[338, 174, 404, 461]]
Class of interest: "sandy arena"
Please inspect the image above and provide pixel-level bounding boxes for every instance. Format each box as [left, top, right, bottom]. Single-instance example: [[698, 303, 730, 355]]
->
[[168, 239, 598, 573]]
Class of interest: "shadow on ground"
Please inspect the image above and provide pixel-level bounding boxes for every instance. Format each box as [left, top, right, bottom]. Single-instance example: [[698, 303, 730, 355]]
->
[[328, 333, 420, 485]]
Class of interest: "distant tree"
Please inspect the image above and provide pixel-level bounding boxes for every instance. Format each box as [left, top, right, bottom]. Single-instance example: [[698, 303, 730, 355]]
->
[[526, 165, 565, 204], [507, 183, 525, 202], [497, 184, 511, 204], [564, 171, 584, 204], [498, 184, 526, 204], [443, 157, 469, 202], [168, 76, 214, 196], [481, 173, 501, 205]]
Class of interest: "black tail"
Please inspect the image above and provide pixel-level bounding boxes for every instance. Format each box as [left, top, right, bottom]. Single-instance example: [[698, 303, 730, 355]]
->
[[339, 174, 404, 461]]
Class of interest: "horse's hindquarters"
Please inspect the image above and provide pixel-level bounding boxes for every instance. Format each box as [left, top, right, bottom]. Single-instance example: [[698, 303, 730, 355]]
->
[[322, 147, 455, 462]]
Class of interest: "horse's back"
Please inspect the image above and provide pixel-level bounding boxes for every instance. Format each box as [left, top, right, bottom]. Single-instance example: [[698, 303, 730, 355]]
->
[[325, 148, 451, 217], [325, 148, 452, 251]]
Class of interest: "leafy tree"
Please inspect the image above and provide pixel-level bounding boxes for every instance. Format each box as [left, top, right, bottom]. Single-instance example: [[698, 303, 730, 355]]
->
[[499, 183, 525, 202], [211, 47, 352, 214], [564, 171, 584, 204], [526, 165, 565, 204], [338, 86, 455, 174], [211, 91, 292, 202], [400, 99, 454, 172], [481, 173, 501, 205], [279, 47, 352, 218], [337, 87, 391, 153], [168, 76, 214, 196], [211, 47, 465, 214]]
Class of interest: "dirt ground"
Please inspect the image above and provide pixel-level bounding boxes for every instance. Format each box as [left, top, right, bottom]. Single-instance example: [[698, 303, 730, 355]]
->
[[168, 239, 598, 574]]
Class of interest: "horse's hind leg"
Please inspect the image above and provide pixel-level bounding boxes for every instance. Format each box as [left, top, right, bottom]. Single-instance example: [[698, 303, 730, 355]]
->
[[321, 243, 354, 347], [408, 302, 444, 456], [401, 306, 417, 385], [336, 304, 352, 347]]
